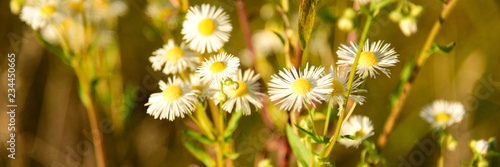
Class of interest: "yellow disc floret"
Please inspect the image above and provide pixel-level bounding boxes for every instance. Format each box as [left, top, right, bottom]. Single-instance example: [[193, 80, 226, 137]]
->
[[354, 130, 365, 137], [291, 78, 312, 95], [40, 5, 56, 18], [165, 47, 184, 61], [359, 51, 378, 66], [331, 80, 344, 96], [198, 18, 216, 36], [209, 61, 226, 73], [230, 81, 248, 97], [163, 85, 182, 101], [435, 113, 450, 123]]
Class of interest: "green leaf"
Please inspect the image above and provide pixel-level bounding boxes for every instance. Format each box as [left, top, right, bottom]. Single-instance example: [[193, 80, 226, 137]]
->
[[487, 151, 500, 157], [35, 32, 72, 64], [319, 158, 336, 167], [390, 55, 416, 109], [195, 102, 215, 140], [298, 0, 318, 49], [224, 110, 243, 139], [427, 42, 456, 54], [183, 130, 215, 145], [183, 140, 216, 167], [340, 135, 362, 140], [286, 125, 311, 167], [294, 124, 323, 143], [223, 152, 240, 160], [272, 31, 286, 46]]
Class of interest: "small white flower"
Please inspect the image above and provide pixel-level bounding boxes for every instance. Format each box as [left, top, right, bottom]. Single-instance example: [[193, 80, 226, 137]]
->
[[187, 73, 214, 100], [327, 66, 366, 115], [338, 115, 374, 148], [197, 52, 240, 85], [471, 139, 490, 155], [268, 64, 333, 112], [181, 4, 232, 54], [20, 0, 64, 30], [337, 39, 399, 78], [87, 0, 128, 22], [399, 17, 418, 37], [420, 100, 466, 129], [145, 77, 199, 121], [221, 69, 263, 115], [149, 39, 199, 74]]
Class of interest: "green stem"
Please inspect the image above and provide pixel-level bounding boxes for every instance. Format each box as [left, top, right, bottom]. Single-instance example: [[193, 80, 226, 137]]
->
[[305, 104, 319, 136], [216, 81, 225, 167], [321, 15, 374, 159], [319, 98, 333, 156]]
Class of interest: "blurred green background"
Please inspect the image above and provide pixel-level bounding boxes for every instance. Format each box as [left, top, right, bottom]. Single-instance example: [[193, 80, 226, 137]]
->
[[1, 0, 500, 166]]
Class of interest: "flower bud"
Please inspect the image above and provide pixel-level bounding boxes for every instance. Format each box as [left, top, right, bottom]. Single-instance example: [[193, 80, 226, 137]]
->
[[475, 139, 489, 155], [10, 0, 24, 15], [410, 5, 423, 17], [338, 17, 355, 32], [215, 92, 227, 103], [343, 8, 357, 19], [389, 10, 403, 22], [399, 17, 417, 36]]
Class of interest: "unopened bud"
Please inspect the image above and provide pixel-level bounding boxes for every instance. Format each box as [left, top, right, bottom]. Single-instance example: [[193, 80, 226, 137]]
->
[[338, 18, 355, 31], [343, 8, 357, 19], [410, 5, 423, 17], [399, 17, 417, 36], [10, 0, 24, 14], [389, 10, 403, 22], [215, 92, 227, 103]]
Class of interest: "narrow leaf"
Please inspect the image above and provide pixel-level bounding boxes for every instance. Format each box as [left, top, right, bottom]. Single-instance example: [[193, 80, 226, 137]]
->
[[286, 125, 311, 167], [427, 42, 456, 55], [223, 152, 240, 160], [183, 130, 215, 145], [272, 31, 286, 46], [224, 110, 243, 139], [195, 102, 215, 140], [183, 140, 216, 167], [390, 55, 416, 109], [35, 32, 72, 64], [298, 0, 318, 49], [294, 124, 322, 143], [340, 135, 361, 140]]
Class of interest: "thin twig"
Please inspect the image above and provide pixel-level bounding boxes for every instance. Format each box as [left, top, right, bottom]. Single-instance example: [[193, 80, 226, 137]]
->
[[376, 0, 460, 150], [235, 0, 256, 69]]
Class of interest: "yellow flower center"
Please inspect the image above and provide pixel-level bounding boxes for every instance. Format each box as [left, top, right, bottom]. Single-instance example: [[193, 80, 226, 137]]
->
[[191, 85, 204, 93], [291, 78, 312, 95], [229, 81, 249, 97], [435, 113, 450, 123], [354, 130, 365, 137], [163, 85, 182, 101], [165, 47, 184, 61], [359, 51, 378, 66], [40, 5, 56, 18], [198, 18, 216, 36], [209, 61, 226, 73], [331, 80, 344, 96], [69, 2, 84, 13]]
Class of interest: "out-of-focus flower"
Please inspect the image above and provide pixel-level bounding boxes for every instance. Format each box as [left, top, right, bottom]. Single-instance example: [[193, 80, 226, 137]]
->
[[145, 77, 199, 121], [145, 0, 178, 29], [338, 8, 357, 31], [251, 30, 284, 57], [87, 0, 128, 22], [20, 0, 64, 30], [197, 53, 240, 85], [470, 139, 490, 155], [149, 39, 199, 75], [327, 66, 366, 115], [337, 39, 399, 78], [420, 100, 465, 129], [221, 69, 263, 115], [182, 4, 232, 54], [10, 0, 24, 14], [399, 17, 417, 37], [338, 115, 374, 148], [268, 64, 333, 112]]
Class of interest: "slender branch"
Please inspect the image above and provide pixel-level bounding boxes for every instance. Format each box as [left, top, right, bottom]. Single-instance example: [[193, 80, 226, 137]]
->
[[75, 66, 106, 167], [322, 15, 374, 159], [376, 0, 460, 150], [294, 39, 304, 67], [235, 0, 256, 69]]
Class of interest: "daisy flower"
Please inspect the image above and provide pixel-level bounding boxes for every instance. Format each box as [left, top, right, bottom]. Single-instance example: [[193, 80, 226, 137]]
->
[[197, 52, 240, 85], [338, 115, 374, 148], [149, 40, 199, 74], [145, 77, 199, 121], [337, 39, 399, 78], [327, 66, 366, 114], [181, 4, 232, 53], [20, 0, 64, 30], [268, 64, 333, 112], [221, 69, 263, 115], [187, 73, 214, 100], [420, 100, 465, 129]]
